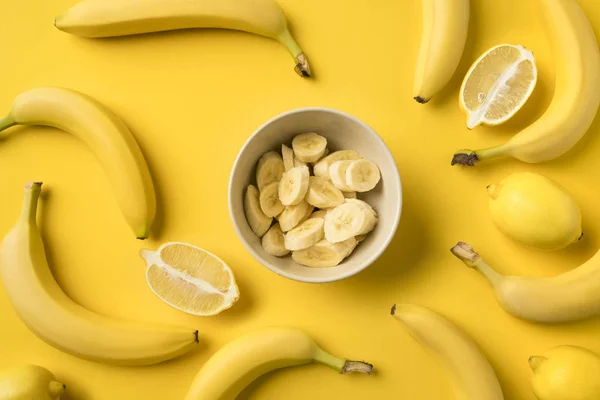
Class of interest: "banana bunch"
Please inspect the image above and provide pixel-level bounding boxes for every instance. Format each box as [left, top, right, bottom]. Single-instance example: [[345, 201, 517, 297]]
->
[[0, 365, 65, 400], [55, 0, 310, 77], [452, 242, 600, 323], [452, 0, 600, 166], [392, 304, 504, 399], [245, 133, 381, 267], [184, 327, 373, 400], [0, 182, 198, 365], [0, 87, 156, 239]]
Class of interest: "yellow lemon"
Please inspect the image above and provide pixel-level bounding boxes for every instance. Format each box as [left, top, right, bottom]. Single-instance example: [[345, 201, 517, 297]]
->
[[140, 242, 239, 316], [487, 172, 582, 251], [0, 365, 65, 400], [530, 345, 600, 400], [460, 44, 537, 129]]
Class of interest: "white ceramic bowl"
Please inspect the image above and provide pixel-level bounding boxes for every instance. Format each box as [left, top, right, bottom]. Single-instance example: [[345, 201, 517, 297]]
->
[[228, 108, 402, 283]]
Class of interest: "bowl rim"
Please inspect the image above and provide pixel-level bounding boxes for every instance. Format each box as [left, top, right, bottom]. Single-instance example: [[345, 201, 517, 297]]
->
[[228, 106, 402, 283]]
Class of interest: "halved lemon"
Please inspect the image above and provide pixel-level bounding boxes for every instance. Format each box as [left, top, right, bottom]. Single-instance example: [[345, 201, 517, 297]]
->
[[140, 242, 239, 316], [460, 44, 537, 129]]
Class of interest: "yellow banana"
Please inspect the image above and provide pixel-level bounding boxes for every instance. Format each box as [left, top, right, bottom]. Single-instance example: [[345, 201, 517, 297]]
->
[[0, 365, 65, 400], [0, 182, 198, 365], [452, 0, 600, 166], [452, 242, 600, 323], [0, 87, 156, 239], [392, 304, 504, 400], [184, 327, 373, 400], [413, 0, 470, 103], [55, 0, 310, 77]]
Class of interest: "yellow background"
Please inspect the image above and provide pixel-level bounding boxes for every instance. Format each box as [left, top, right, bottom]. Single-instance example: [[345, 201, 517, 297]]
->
[[1, 0, 600, 398]]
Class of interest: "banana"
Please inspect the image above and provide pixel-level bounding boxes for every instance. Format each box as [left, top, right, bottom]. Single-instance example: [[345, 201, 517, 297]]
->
[[391, 304, 504, 399], [284, 218, 324, 251], [256, 151, 284, 191], [244, 185, 273, 237], [346, 198, 378, 231], [343, 191, 357, 199], [184, 327, 372, 400], [346, 160, 381, 192], [305, 176, 345, 209], [0, 365, 65, 400], [356, 234, 367, 243], [294, 157, 309, 169], [0, 183, 198, 365], [451, 241, 600, 323], [55, 0, 311, 77], [413, 0, 470, 103], [310, 209, 328, 220], [452, 0, 600, 166], [0, 87, 155, 239], [292, 133, 328, 162], [324, 201, 375, 243], [292, 238, 357, 267], [278, 200, 313, 232], [278, 166, 309, 206], [313, 150, 361, 178], [261, 223, 290, 257], [282, 144, 295, 171], [259, 181, 284, 217], [329, 161, 354, 191]]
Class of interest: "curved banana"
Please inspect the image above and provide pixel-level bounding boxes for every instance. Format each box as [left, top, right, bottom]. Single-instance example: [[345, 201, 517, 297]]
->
[[184, 327, 373, 400], [55, 0, 310, 77], [413, 0, 470, 103], [0, 365, 65, 400], [391, 304, 504, 400], [452, 0, 600, 166], [0, 182, 198, 365], [0, 87, 156, 239], [452, 241, 600, 323]]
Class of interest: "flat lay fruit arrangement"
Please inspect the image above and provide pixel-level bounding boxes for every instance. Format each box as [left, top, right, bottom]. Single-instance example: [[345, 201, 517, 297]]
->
[[2, 0, 600, 399]]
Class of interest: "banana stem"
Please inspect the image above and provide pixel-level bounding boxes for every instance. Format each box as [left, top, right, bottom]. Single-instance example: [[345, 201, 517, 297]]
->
[[451, 144, 511, 166], [0, 114, 16, 134], [21, 182, 42, 223], [451, 242, 504, 286], [313, 347, 373, 375], [277, 29, 311, 77]]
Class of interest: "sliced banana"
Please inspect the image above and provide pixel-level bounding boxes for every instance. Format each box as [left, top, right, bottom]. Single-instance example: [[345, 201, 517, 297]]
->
[[310, 209, 328, 220], [292, 237, 357, 267], [261, 223, 290, 257], [305, 176, 345, 209], [312, 148, 329, 164], [343, 191, 357, 199], [282, 144, 295, 172], [324, 202, 373, 243], [284, 218, 325, 251], [278, 166, 310, 206], [346, 198, 378, 235], [256, 151, 284, 190], [244, 185, 273, 237], [294, 157, 308, 169], [259, 181, 284, 217], [329, 160, 354, 191], [292, 133, 328, 162], [356, 234, 367, 243], [346, 159, 381, 192], [313, 150, 361, 178], [279, 200, 313, 232]]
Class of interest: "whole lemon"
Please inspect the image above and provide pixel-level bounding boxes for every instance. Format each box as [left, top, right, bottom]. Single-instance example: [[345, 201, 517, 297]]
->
[[530, 345, 600, 400], [487, 172, 582, 250]]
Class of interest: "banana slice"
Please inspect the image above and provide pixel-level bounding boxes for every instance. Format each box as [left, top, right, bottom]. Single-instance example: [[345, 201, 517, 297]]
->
[[329, 160, 354, 191], [346, 160, 381, 192], [244, 185, 273, 237], [256, 151, 284, 190], [343, 191, 357, 199], [278, 200, 313, 232], [324, 202, 376, 243], [278, 166, 310, 206], [259, 181, 284, 217], [345, 198, 378, 234], [282, 144, 295, 172], [261, 224, 290, 257], [356, 234, 367, 243], [284, 218, 325, 251], [292, 237, 357, 267], [292, 133, 327, 162], [294, 157, 308, 169], [313, 150, 361, 178], [305, 176, 345, 209], [310, 209, 328, 220], [312, 148, 329, 164]]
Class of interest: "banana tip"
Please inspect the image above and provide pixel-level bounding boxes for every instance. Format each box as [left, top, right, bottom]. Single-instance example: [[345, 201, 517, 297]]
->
[[414, 96, 430, 104], [390, 304, 397, 315], [194, 330, 199, 343]]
